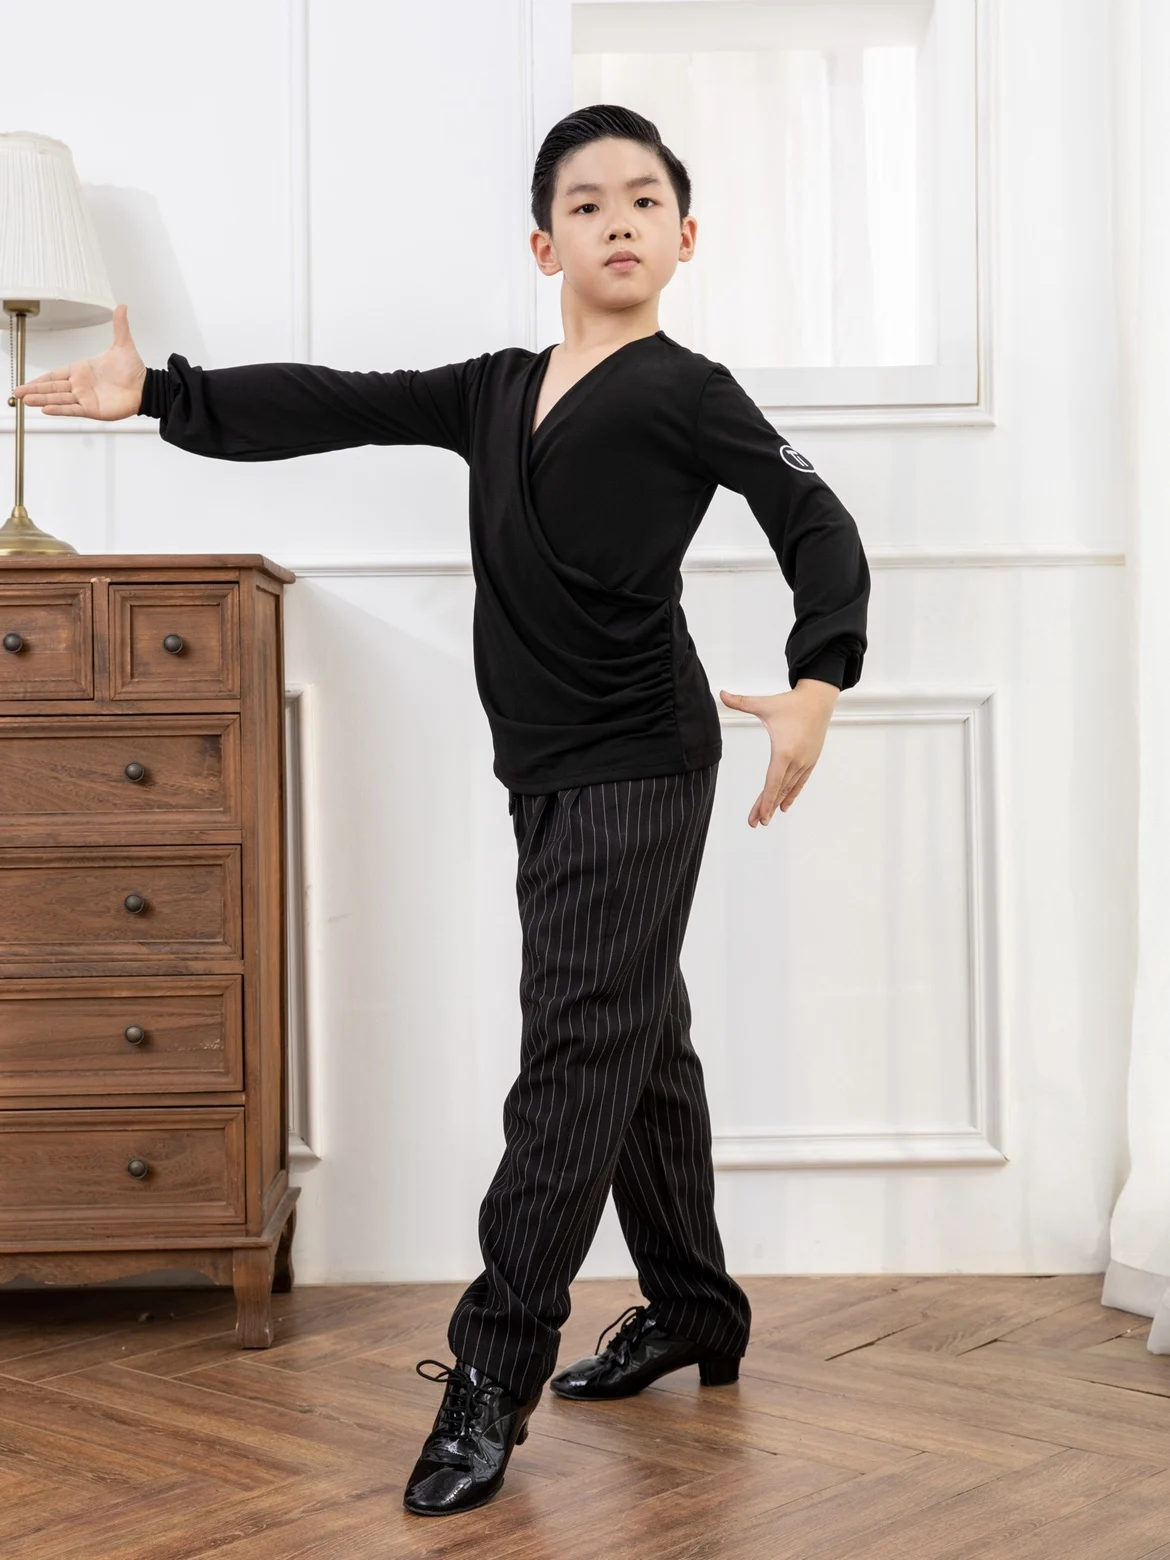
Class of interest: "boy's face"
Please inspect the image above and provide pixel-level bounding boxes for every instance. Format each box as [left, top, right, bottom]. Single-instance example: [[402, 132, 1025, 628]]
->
[[532, 136, 697, 314]]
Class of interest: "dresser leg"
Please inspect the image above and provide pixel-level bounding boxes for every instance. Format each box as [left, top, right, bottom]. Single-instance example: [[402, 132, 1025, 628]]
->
[[233, 1246, 276, 1347], [272, 1205, 297, 1294]]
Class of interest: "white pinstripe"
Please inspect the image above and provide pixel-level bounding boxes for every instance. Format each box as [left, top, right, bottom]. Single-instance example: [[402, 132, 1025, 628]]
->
[[447, 762, 751, 1402]]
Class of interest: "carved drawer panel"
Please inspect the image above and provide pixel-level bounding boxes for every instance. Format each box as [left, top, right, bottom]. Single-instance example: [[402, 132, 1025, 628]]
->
[[0, 1107, 245, 1226], [0, 846, 242, 962], [0, 716, 241, 831], [0, 976, 243, 1096], [0, 584, 93, 700], [109, 584, 239, 699]]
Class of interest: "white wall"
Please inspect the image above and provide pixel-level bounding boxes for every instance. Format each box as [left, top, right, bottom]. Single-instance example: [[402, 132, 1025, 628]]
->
[[1, 0, 1134, 1288]]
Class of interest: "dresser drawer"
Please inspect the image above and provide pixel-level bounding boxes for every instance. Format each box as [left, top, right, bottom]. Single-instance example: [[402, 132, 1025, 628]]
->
[[0, 715, 241, 834], [109, 583, 239, 699], [0, 846, 242, 963], [0, 1107, 244, 1226], [0, 976, 243, 1096], [0, 584, 93, 700]]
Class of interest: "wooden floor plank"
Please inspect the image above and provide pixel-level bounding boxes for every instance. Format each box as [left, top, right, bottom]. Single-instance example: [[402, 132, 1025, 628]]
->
[[845, 1342, 1170, 1438], [500, 1454, 980, 1560], [847, 1276, 1117, 1358], [761, 1448, 1162, 1560], [947, 1337, 1170, 1398], [0, 1471, 142, 1553], [0, 1374, 301, 1490], [695, 1355, 1063, 1468], [0, 1409, 178, 1490], [748, 1275, 1086, 1358], [0, 1477, 229, 1560], [22, 1477, 348, 1560], [996, 1295, 1152, 1350], [964, 1466, 1170, 1559], [27, 1361, 400, 1479], [541, 1372, 924, 1473]]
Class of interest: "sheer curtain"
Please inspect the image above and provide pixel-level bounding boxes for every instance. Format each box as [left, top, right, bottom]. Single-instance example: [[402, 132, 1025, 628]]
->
[[1101, 0, 1170, 1348]]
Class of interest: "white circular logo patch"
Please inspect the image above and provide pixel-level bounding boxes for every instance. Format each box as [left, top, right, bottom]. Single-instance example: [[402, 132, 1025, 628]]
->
[[780, 444, 816, 474]]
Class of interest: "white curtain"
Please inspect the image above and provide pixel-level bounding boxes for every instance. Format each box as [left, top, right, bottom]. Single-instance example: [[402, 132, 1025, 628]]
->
[[1101, 0, 1170, 1348]]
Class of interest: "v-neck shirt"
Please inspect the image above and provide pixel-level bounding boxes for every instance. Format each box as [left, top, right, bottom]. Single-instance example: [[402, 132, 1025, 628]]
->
[[137, 330, 870, 794], [529, 332, 657, 442]]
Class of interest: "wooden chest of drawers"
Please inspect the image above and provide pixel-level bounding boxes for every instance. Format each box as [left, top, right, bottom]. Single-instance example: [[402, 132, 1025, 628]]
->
[[0, 555, 299, 1347]]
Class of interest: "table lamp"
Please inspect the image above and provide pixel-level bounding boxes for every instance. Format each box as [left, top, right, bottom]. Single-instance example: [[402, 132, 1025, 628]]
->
[[0, 130, 117, 555]]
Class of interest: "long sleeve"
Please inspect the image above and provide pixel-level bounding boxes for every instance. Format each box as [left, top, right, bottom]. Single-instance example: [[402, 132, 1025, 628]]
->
[[691, 364, 870, 690], [136, 350, 490, 463]]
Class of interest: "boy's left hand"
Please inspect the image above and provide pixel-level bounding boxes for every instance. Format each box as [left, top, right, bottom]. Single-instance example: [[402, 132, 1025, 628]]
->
[[719, 682, 839, 827]]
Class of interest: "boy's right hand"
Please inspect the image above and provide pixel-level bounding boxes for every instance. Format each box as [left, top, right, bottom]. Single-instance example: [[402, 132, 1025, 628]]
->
[[11, 302, 147, 421]]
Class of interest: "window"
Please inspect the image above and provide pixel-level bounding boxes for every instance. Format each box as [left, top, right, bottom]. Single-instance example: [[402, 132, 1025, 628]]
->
[[532, 0, 987, 423]]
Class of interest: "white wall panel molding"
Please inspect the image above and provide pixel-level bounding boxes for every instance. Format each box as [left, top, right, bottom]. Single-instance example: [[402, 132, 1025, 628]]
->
[[519, 0, 540, 350], [284, 683, 322, 1165], [278, 676, 1008, 1176], [276, 546, 1124, 578], [713, 1126, 1004, 1169], [710, 687, 1004, 1169], [288, 0, 312, 363], [746, 405, 999, 430]]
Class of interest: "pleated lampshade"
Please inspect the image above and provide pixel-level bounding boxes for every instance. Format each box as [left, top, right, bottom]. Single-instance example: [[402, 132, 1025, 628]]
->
[[0, 130, 115, 328]]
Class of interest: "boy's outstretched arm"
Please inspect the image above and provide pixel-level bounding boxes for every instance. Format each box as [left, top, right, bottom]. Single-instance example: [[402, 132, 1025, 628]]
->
[[12, 302, 486, 463]]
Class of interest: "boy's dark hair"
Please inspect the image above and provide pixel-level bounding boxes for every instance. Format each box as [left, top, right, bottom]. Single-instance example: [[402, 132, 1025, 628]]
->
[[530, 104, 692, 237]]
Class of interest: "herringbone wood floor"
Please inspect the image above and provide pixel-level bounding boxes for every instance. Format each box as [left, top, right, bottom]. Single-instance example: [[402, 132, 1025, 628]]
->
[[0, 1273, 1168, 1558]]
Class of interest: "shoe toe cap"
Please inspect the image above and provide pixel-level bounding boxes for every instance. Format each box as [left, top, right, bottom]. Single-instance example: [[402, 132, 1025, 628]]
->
[[403, 1457, 479, 1514], [550, 1355, 619, 1394]]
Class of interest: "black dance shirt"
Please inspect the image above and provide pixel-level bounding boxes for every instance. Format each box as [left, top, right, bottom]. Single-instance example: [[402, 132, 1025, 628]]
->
[[137, 329, 870, 793]]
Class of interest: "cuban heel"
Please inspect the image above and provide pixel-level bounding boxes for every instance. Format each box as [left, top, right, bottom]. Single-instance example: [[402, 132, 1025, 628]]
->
[[697, 1353, 741, 1386]]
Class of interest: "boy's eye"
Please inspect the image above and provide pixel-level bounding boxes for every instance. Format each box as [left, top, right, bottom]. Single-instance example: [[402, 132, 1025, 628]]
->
[[572, 197, 657, 214]]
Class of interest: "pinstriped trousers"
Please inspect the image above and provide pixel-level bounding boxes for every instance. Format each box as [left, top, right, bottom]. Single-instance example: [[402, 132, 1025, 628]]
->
[[446, 762, 752, 1404]]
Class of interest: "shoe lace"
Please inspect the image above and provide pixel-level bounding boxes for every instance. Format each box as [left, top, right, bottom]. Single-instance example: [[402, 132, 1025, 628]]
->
[[595, 1303, 650, 1366], [416, 1357, 497, 1438]]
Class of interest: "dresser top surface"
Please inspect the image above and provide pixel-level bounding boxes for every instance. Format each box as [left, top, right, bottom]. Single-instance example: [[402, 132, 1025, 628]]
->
[[0, 554, 296, 584]]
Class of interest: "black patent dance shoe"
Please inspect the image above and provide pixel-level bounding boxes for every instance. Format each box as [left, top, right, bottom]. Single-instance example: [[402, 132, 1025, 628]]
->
[[402, 1357, 541, 1517], [548, 1303, 743, 1401]]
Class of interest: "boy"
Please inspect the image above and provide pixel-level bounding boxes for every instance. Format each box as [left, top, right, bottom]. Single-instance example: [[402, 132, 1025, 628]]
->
[[14, 103, 869, 1519]]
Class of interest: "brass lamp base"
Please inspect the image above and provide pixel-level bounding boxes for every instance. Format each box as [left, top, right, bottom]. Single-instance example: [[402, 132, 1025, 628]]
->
[[0, 505, 78, 556], [4, 298, 78, 557]]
